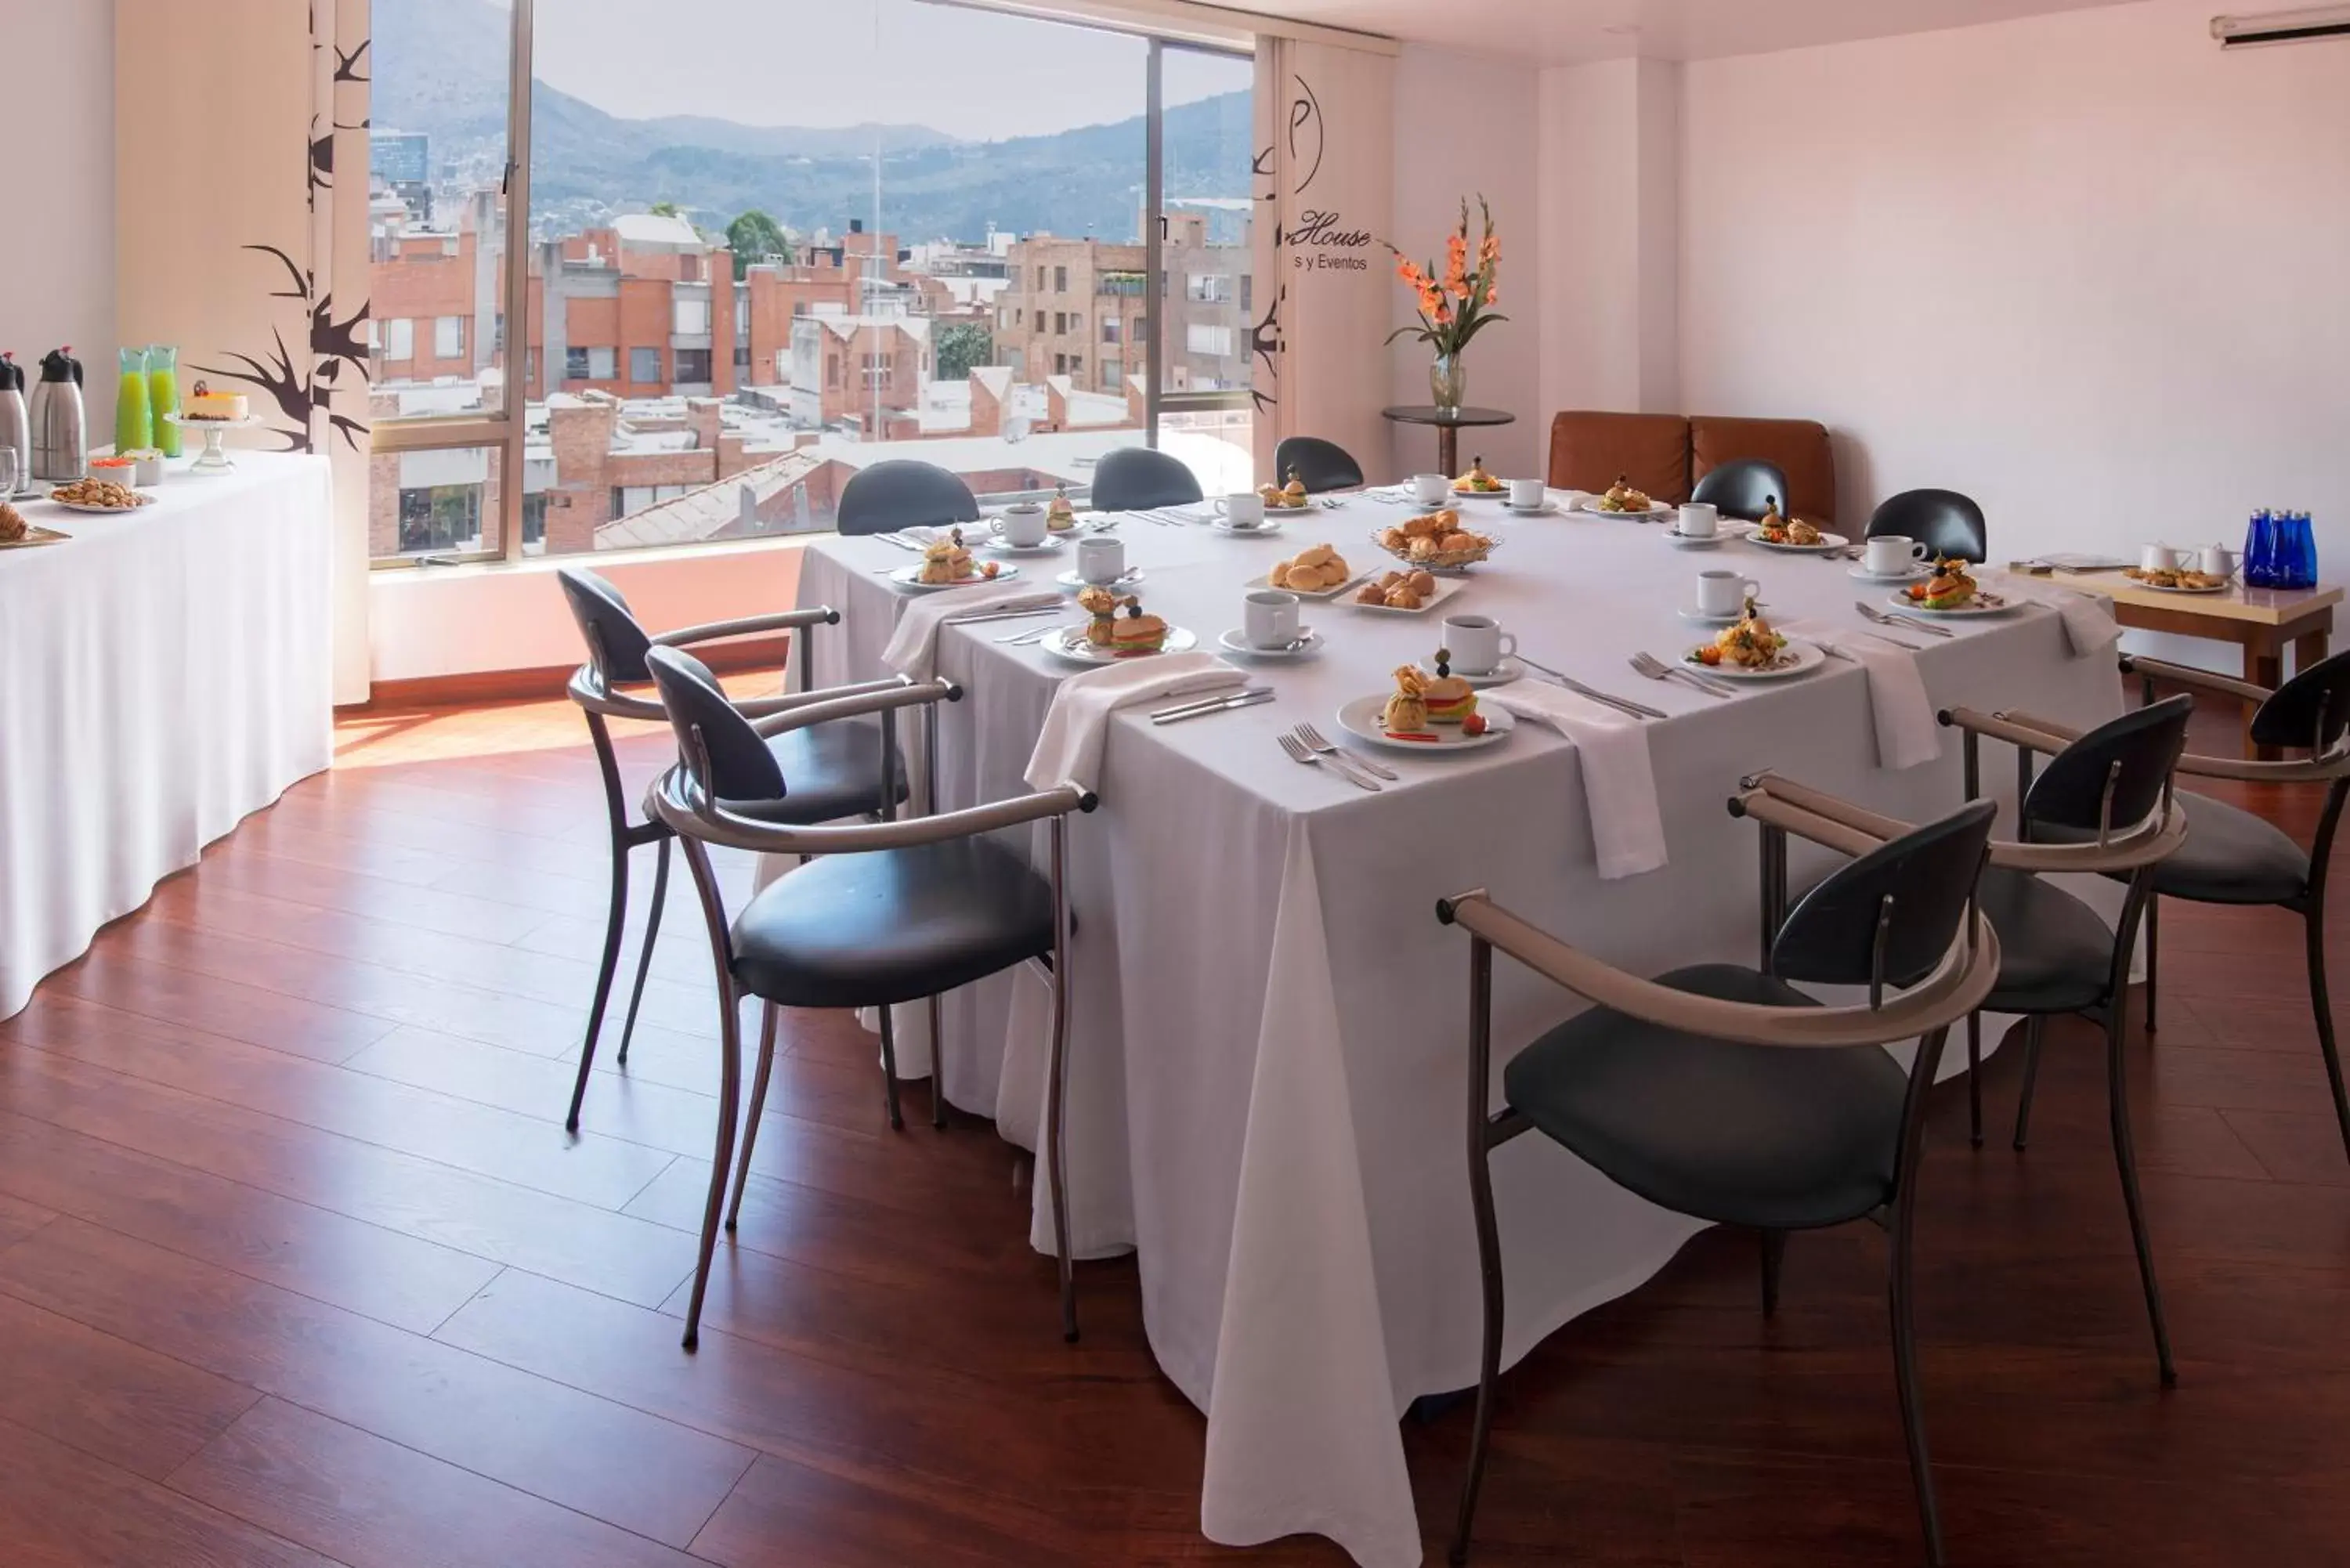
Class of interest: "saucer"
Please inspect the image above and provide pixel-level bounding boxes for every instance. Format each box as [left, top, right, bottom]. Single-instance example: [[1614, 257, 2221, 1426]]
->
[[1213, 516, 1285, 537], [1055, 566, 1144, 590], [984, 534, 1065, 556], [1503, 500, 1561, 517], [1446, 656, 1524, 688], [1665, 529, 1727, 549], [1678, 605, 1743, 625], [1217, 627, 1323, 660], [1848, 562, 1929, 583]]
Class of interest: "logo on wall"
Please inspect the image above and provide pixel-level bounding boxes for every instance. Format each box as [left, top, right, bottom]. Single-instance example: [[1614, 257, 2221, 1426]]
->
[[1252, 70, 1373, 420]]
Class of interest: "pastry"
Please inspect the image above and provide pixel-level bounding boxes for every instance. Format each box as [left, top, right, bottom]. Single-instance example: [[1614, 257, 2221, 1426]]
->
[[1752, 497, 1821, 547], [1108, 596, 1169, 656], [916, 526, 992, 584], [1357, 568, 1436, 609], [1378, 508, 1491, 568], [1453, 456, 1503, 494], [2124, 565, 2226, 591], [0, 501, 25, 542], [183, 379, 249, 422], [1422, 650, 1477, 725], [1282, 469, 1309, 506], [1271, 543, 1350, 591], [1077, 584, 1122, 644], [48, 477, 147, 509], [1382, 665, 1431, 735], [1597, 474, 1654, 513], [1046, 482, 1077, 532], [1690, 598, 1791, 670], [1907, 558, 1979, 610]]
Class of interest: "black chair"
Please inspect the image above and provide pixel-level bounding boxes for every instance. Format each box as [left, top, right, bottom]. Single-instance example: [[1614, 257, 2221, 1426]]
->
[[1444, 791, 2003, 1567], [1689, 457, 1788, 522], [1941, 695, 2193, 1385], [1867, 489, 1988, 564], [1089, 446, 1203, 512], [555, 568, 906, 1133], [1273, 435, 1365, 494], [835, 459, 979, 537], [643, 645, 1095, 1346]]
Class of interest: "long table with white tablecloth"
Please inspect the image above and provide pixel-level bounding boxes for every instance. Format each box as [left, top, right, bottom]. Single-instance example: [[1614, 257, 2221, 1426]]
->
[[791, 493, 2124, 1567], [0, 451, 335, 1018]]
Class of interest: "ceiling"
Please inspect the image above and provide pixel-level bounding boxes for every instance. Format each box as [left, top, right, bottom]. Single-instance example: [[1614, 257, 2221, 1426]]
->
[[1257, 0, 2145, 63]]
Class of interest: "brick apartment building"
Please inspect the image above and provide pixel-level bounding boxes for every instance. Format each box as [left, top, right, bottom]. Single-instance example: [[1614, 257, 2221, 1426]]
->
[[993, 212, 1250, 396]]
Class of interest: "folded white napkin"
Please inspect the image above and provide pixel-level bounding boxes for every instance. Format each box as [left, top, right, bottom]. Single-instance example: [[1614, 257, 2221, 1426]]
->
[[880, 582, 1064, 682], [1023, 651, 1244, 793], [1998, 576, 2123, 658], [1783, 620, 1940, 771], [1481, 679, 1668, 880]]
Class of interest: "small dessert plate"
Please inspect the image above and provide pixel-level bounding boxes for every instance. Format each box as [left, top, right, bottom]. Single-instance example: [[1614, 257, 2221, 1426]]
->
[[1336, 693, 1516, 753], [1055, 566, 1145, 590], [1038, 623, 1198, 664], [887, 562, 1021, 591], [1748, 529, 1852, 555], [1887, 590, 2016, 617], [1347, 576, 1468, 616], [1683, 641, 1829, 681], [1217, 628, 1324, 660], [1575, 497, 1676, 520]]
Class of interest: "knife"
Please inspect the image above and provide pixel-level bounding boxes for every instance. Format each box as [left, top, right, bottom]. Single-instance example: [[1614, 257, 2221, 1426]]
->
[[1151, 688, 1275, 724]]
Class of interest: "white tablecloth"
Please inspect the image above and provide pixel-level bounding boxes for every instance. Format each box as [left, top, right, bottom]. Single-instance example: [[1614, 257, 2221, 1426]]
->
[[0, 452, 335, 1017], [793, 499, 2124, 1566]]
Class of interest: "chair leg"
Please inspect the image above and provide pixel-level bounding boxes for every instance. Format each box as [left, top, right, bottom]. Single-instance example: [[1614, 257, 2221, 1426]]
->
[[1449, 1143, 1506, 1567], [566, 837, 629, 1134], [1965, 1012, 1983, 1148], [2106, 1003, 2178, 1387], [1760, 1229, 1788, 1319], [725, 1002, 779, 1232], [615, 836, 669, 1068], [877, 1004, 905, 1132], [1887, 1183, 1947, 1567], [682, 983, 744, 1351], [1047, 963, 1077, 1343], [2306, 909, 2350, 1166], [929, 993, 949, 1130], [2142, 894, 2160, 1035], [2012, 1015, 2047, 1152]]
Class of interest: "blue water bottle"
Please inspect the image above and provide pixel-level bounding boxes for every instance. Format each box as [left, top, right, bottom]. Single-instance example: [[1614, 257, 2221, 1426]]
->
[[2245, 508, 2277, 587], [2284, 509, 2319, 590]]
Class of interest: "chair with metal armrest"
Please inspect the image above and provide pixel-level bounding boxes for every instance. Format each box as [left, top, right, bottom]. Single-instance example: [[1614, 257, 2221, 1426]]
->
[[643, 646, 1097, 1348], [555, 567, 906, 1135], [1940, 695, 2194, 1386], [1442, 793, 2001, 1568]]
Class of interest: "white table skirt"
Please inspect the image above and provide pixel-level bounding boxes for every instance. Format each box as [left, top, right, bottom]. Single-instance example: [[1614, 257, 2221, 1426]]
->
[[0, 451, 335, 1018], [791, 498, 2124, 1566]]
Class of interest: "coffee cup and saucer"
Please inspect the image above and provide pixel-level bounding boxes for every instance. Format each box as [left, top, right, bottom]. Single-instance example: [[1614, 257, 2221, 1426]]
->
[[1503, 477, 1558, 516], [1212, 493, 1283, 535], [1679, 569, 1763, 624], [1848, 533, 1932, 583], [989, 502, 1064, 554], [1437, 613, 1524, 686], [1664, 501, 1726, 548], [1057, 533, 1143, 591], [1219, 588, 1321, 659]]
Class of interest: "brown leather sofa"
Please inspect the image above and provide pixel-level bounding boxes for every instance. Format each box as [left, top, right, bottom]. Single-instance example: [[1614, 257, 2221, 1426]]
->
[[1547, 411, 1838, 525]]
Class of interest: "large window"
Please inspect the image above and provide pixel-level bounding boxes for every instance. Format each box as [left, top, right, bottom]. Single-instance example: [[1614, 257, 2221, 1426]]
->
[[370, 0, 1253, 563]]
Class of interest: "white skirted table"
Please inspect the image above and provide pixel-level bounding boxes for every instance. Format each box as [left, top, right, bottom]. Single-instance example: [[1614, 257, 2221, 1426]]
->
[[0, 450, 335, 1018], [792, 499, 2125, 1567]]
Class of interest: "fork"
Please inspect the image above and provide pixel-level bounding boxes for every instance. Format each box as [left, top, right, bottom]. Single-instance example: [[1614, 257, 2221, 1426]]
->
[[1279, 731, 1379, 790], [1295, 721, 1397, 782], [1856, 600, 1954, 638], [1629, 651, 1733, 699]]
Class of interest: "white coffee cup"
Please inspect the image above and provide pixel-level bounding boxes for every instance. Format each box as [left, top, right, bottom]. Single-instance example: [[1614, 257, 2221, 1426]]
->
[[1697, 569, 1763, 617], [1442, 612, 1517, 674], [1076, 534, 1126, 585], [1217, 492, 1266, 529], [1412, 473, 1450, 507], [1509, 478, 1546, 509], [1864, 534, 1931, 576], [1676, 501, 1719, 538], [999, 502, 1048, 547], [2141, 543, 2182, 574], [1245, 589, 1301, 649], [2200, 544, 2240, 580]]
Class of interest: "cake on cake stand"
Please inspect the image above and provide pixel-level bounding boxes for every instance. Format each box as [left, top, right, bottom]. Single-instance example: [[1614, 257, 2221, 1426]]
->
[[164, 413, 266, 475]]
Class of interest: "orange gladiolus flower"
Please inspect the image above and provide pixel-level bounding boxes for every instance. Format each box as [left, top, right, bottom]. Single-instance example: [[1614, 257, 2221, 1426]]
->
[[1479, 233, 1500, 266], [1485, 285, 1499, 306]]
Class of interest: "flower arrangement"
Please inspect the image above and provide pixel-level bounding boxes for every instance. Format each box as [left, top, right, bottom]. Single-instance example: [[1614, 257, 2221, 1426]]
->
[[1386, 194, 1506, 362]]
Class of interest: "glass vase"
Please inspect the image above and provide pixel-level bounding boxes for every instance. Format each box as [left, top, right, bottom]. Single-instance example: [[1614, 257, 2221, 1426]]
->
[[1429, 352, 1466, 413]]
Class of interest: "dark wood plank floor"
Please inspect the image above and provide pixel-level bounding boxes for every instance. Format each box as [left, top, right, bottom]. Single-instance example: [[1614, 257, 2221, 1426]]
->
[[2, 692, 2346, 1565]]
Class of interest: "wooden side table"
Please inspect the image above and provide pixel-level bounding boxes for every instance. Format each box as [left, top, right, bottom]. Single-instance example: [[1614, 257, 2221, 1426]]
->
[[1379, 406, 1515, 479], [2052, 573, 2341, 758]]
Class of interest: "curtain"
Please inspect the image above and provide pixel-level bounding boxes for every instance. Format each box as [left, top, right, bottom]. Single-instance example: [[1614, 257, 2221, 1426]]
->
[[1249, 38, 1394, 484], [117, 0, 374, 706]]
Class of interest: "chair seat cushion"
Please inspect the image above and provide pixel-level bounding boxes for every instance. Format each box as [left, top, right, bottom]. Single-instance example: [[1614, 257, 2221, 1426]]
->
[[2142, 791, 2309, 906], [1501, 964, 1907, 1231], [719, 718, 907, 826], [728, 836, 1053, 1010], [1976, 866, 2115, 1015]]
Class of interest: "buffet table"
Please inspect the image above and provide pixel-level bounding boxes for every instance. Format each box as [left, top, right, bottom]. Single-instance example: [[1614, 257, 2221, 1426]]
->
[[0, 451, 335, 1017], [793, 497, 2124, 1567]]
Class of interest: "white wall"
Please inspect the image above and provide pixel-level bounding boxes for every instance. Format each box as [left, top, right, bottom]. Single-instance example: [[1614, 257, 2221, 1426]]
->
[[1676, 0, 2349, 563], [1388, 45, 1545, 482], [1, 0, 116, 442]]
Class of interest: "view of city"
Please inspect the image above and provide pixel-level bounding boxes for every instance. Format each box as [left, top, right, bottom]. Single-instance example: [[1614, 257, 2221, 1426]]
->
[[367, 0, 1256, 560]]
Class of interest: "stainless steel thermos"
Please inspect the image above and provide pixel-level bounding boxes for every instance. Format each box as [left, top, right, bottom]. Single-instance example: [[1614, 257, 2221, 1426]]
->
[[0, 353, 27, 492], [31, 345, 86, 482]]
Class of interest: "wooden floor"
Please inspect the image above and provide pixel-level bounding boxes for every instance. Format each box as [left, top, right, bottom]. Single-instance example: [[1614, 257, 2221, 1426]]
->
[[2, 691, 2347, 1566]]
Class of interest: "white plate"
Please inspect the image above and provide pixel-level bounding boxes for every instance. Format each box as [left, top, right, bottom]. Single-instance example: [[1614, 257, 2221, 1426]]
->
[[1437, 656, 1524, 688], [45, 494, 155, 515], [1055, 566, 1145, 590], [1038, 623, 1198, 664], [2124, 576, 2232, 595], [1213, 516, 1286, 537], [1450, 486, 1510, 502], [887, 562, 1021, 591], [1886, 589, 2016, 617], [1681, 640, 1829, 681], [982, 534, 1065, 556], [1849, 562, 1932, 583], [1347, 575, 1468, 615], [1678, 605, 1743, 626], [1253, 564, 1364, 600], [1336, 692, 1517, 753], [1575, 497, 1675, 520], [1503, 500, 1562, 518], [1217, 627, 1324, 660], [1663, 529, 1728, 550], [1747, 529, 1851, 555], [0, 525, 71, 548]]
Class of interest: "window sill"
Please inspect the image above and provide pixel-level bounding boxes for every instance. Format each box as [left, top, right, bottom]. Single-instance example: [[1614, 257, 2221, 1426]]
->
[[371, 530, 835, 586]]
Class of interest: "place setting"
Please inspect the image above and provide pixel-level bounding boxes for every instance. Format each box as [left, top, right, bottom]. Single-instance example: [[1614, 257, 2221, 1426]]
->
[[1028, 583, 1200, 664], [1336, 647, 1517, 753], [975, 500, 1071, 557], [1883, 557, 2015, 618], [1848, 531, 1936, 583], [882, 527, 1025, 591], [1744, 497, 1851, 556], [1054, 532, 1146, 591], [1680, 595, 1830, 681], [1210, 490, 1295, 537], [1574, 475, 1676, 521], [1660, 500, 1732, 549], [1218, 587, 1324, 661]]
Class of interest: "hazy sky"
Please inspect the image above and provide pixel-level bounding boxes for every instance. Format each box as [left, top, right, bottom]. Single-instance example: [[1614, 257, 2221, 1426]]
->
[[532, 0, 1250, 142]]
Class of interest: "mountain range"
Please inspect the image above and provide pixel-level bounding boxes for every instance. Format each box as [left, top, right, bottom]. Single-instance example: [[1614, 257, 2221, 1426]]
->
[[373, 0, 1254, 245]]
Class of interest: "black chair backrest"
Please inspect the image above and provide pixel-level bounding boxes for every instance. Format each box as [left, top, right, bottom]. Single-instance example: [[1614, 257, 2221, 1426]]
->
[[1274, 435, 1365, 494], [836, 461, 979, 537], [1867, 489, 1987, 564], [1771, 800, 1998, 991], [2252, 648, 2350, 754], [558, 567, 655, 685], [1690, 458, 1788, 522], [2023, 695, 2191, 840], [1090, 446, 1204, 511], [645, 645, 786, 804]]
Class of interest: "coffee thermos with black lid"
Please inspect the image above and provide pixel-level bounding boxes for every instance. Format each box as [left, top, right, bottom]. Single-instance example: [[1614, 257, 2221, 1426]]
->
[[31, 345, 86, 482], [0, 353, 28, 493]]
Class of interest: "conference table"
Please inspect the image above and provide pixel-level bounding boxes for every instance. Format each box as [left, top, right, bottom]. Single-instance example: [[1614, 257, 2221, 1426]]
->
[[0, 451, 334, 1019], [792, 494, 2124, 1567]]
